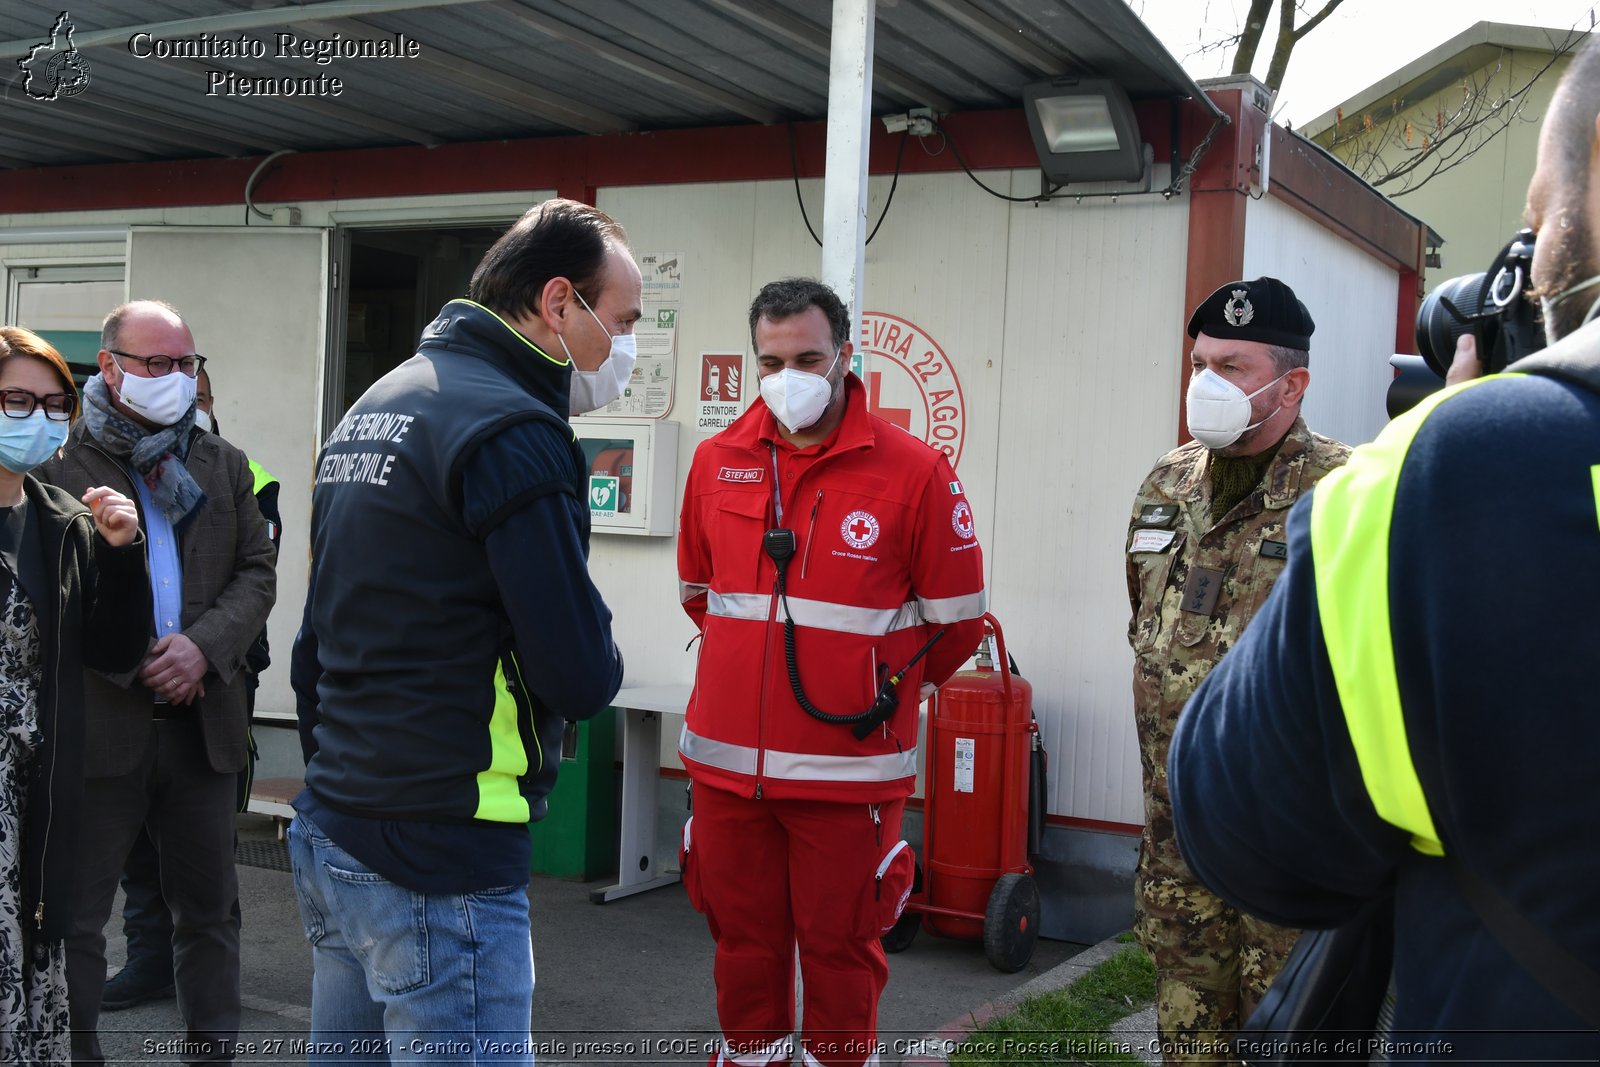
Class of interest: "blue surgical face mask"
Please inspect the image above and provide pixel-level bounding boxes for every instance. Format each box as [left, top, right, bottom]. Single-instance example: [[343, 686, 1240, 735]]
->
[[0, 410, 70, 473]]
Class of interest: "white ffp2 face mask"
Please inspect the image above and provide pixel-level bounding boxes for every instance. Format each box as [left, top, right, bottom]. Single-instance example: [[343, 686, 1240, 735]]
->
[[563, 292, 638, 416], [194, 408, 213, 433], [114, 358, 197, 428], [1185, 367, 1286, 450], [759, 351, 841, 434]]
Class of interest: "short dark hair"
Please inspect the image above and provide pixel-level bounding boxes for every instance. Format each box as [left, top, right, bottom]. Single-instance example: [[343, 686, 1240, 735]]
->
[[468, 199, 628, 320], [748, 278, 850, 352], [1268, 345, 1309, 373]]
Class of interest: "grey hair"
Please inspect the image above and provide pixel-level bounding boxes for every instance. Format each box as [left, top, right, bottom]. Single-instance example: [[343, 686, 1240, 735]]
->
[[1269, 345, 1309, 374], [101, 299, 185, 351]]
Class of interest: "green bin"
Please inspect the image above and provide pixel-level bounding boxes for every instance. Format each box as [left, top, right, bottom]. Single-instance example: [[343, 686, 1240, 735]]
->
[[529, 711, 619, 879]]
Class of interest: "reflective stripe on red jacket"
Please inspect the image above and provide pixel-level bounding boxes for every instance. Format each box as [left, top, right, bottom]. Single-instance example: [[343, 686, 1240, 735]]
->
[[677, 375, 986, 803]]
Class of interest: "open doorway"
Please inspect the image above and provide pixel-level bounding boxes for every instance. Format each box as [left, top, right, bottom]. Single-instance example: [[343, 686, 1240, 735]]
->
[[5, 263, 124, 384], [331, 224, 508, 428]]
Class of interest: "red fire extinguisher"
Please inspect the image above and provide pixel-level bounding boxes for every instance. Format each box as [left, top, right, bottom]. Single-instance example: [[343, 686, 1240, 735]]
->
[[883, 613, 1045, 972]]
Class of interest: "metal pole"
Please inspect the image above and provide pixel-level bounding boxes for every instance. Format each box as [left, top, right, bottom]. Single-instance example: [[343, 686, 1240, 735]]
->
[[820, 0, 875, 362]]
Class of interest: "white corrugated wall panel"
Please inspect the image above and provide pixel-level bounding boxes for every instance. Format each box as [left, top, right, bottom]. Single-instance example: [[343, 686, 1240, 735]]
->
[[597, 172, 1015, 777], [590, 181, 765, 691], [990, 167, 1190, 826], [1243, 194, 1399, 447], [599, 171, 1191, 826], [595, 171, 1020, 685]]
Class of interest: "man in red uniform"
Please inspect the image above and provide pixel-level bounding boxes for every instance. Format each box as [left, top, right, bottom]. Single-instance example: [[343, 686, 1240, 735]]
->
[[678, 278, 986, 1067]]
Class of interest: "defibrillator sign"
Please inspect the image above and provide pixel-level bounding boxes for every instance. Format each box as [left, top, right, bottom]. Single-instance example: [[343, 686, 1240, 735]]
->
[[589, 475, 620, 518]]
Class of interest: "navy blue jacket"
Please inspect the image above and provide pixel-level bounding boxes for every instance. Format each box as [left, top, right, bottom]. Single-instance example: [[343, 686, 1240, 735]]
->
[[1171, 361, 1600, 1059], [292, 300, 623, 891]]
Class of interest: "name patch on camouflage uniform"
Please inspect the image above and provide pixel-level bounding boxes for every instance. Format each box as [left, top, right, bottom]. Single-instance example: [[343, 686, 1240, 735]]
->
[[1138, 504, 1179, 527], [1180, 566, 1225, 616], [1260, 539, 1288, 560], [1129, 528, 1177, 554]]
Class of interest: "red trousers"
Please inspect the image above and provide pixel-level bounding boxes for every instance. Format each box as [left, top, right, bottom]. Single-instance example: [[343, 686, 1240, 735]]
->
[[684, 784, 911, 1067]]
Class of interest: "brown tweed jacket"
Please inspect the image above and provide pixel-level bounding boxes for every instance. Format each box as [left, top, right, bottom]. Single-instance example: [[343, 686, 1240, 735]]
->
[[40, 421, 277, 777]]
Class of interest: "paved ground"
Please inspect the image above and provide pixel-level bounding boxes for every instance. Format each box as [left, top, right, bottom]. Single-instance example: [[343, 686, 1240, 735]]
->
[[87, 814, 1084, 1065]]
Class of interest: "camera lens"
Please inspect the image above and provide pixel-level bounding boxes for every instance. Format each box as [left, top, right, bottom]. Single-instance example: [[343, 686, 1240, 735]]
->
[[1416, 272, 1488, 377]]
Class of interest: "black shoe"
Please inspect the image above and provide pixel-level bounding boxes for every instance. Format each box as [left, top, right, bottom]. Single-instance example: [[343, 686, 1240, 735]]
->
[[101, 962, 175, 1011]]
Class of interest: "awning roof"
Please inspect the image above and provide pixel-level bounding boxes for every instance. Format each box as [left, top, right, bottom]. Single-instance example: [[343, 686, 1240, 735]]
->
[[1, 0, 1223, 171]]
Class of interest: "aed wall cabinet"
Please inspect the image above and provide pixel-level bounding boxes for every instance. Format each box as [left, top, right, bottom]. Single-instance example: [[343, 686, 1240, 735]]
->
[[571, 418, 680, 536]]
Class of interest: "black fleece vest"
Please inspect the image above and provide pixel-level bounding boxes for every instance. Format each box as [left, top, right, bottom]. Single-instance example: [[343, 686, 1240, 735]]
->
[[305, 303, 583, 823]]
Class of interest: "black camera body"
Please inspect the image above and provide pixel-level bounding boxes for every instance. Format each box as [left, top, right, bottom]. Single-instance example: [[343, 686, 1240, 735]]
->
[[1390, 229, 1546, 417]]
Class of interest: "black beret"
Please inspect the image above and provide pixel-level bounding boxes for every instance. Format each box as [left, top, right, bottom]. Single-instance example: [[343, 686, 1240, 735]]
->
[[1186, 277, 1314, 350]]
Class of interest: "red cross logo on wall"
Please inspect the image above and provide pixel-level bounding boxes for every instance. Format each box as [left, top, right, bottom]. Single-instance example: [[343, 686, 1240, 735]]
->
[[840, 509, 881, 550], [868, 371, 912, 431]]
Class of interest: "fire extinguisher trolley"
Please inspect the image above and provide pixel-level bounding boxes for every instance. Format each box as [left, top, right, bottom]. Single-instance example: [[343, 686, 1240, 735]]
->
[[884, 613, 1045, 972]]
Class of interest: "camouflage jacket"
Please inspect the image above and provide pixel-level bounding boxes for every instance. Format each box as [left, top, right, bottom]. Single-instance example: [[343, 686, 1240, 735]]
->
[[1126, 417, 1350, 814]]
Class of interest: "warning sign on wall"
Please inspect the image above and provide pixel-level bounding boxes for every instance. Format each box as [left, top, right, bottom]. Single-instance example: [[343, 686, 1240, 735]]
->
[[696, 353, 745, 433], [587, 251, 681, 419]]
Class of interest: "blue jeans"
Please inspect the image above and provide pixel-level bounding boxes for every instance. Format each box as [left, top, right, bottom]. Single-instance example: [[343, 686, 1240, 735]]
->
[[287, 813, 536, 1065]]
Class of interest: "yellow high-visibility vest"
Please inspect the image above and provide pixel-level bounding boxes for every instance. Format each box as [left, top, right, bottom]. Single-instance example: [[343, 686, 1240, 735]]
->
[[1309, 376, 1503, 857]]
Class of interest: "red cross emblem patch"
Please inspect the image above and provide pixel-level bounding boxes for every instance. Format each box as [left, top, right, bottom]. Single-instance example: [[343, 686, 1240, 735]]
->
[[841, 510, 881, 550], [952, 501, 975, 540]]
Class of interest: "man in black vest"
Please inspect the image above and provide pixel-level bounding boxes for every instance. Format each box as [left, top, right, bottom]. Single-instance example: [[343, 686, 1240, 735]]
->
[[290, 200, 632, 1056]]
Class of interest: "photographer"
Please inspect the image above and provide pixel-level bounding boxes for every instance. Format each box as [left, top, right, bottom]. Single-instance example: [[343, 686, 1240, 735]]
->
[[1167, 44, 1600, 1058]]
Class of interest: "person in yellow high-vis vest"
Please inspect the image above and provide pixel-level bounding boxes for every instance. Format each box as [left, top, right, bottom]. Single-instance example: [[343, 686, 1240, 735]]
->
[[1170, 46, 1600, 1060]]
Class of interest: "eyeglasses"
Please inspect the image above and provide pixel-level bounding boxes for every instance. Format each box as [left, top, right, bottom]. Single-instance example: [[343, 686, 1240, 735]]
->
[[0, 390, 75, 421], [109, 349, 207, 378]]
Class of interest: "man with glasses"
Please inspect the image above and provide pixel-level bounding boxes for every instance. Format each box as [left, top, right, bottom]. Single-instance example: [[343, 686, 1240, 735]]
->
[[100, 364, 285, 1017], [39, 299, 276, 1065]]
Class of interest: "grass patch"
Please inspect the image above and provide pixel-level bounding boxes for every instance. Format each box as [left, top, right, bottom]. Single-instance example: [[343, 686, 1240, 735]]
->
[[949, 945, 1155, 1066]]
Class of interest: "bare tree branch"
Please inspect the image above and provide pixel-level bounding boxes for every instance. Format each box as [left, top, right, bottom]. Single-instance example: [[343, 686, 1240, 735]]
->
[[1292, 0, 1347, 42], [1263, 0, 1297, 91], [1180, 0, 1582, 192], [1261, 0, 1346, 91], [1326, 24, 1587, 197], [1231, 0, 1274, 75]]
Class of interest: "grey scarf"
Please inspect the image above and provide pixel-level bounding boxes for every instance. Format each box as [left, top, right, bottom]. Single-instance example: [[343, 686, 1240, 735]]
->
[[80, 374, 206, 533]]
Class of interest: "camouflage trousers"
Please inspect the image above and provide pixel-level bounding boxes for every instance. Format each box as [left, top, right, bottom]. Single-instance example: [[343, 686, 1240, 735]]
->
[[1134, 828, 1300, 1066]]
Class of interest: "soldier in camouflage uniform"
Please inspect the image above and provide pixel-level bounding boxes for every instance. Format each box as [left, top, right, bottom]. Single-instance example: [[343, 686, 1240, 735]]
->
[[1126, 278, 1350, 1063]]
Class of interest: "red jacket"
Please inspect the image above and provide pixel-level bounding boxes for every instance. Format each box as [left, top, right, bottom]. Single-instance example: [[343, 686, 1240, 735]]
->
[[678, 375, 986, 802]]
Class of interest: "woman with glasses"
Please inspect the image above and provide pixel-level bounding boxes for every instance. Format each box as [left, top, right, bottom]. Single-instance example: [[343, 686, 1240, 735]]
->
[[0, 326, 150, 1064]]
